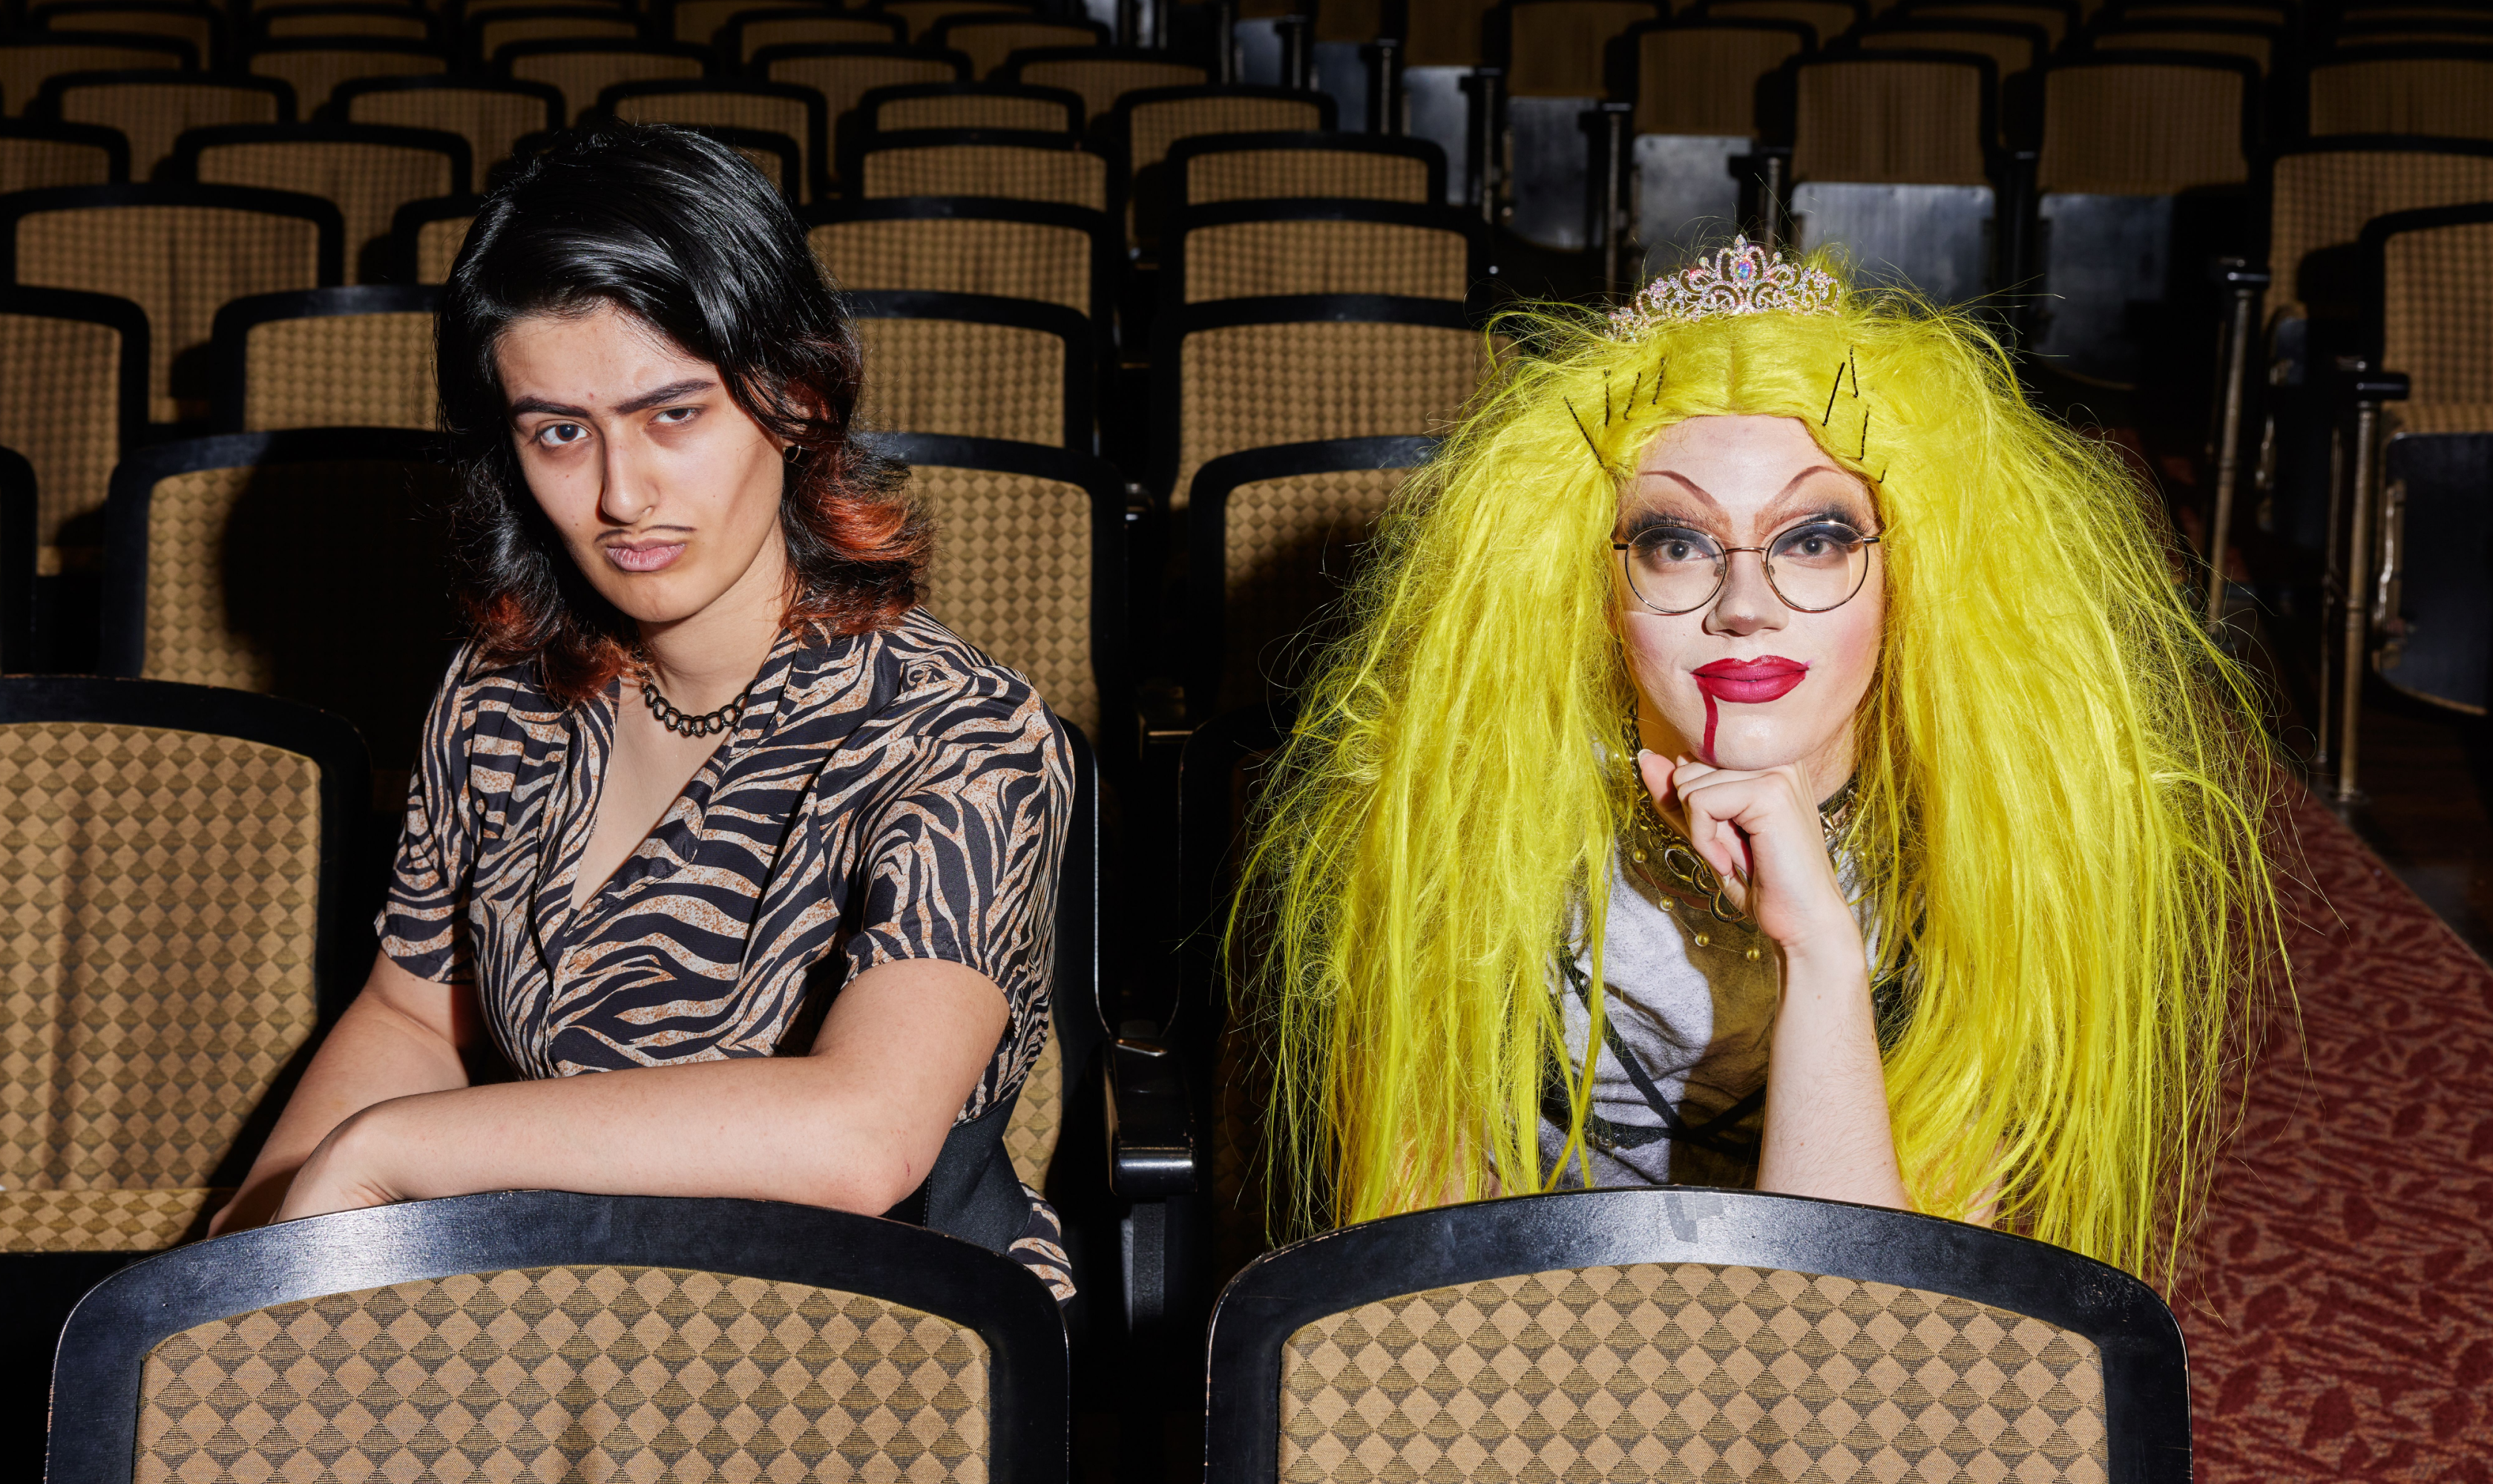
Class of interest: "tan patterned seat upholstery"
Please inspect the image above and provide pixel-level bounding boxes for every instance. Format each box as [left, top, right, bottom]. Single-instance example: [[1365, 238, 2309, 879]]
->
[[2094, 24, 2275, 70], [1695, 0, 1862, 45], [1893, 0, 2066, 45], [867, 82, 1080, 134], [2266, 145, 2493, 331], [209, 285, 437, 432], [1160, 303, 1489, 509], [2036, 58, 2250, 195], [726, 8, 905, 63], [102, 429, 464, 771], [1631, 22, 1804, 136], [882, 0, 1032, 40], [501, 40, 705, 123], [0, 38, 186, 116], [1501, 0, 1663, 96], [34, 4, 222, 61], [0, 121, 119, 191], [2308, 53, 2493, 139], [246, 40, 448, 114], [602, 81, 822, 200], [391, 198, 473, 283], [0, 680, 360, 1258], [851, 292, 1091, 448], [1170, 133, 1439, 207], [179, 125, 466, 283], [1793, 54, 1992, 186], [855, 134, 1111, 210], [1004, 50, 1204, 121], [761, 45, 968, 186], [474, 7, 643, 61], [254, 3, 436, 42], [3, 186, 339, 425], [1169, 207, 1480, 306], [2377, 214, 2493, 437], [39, 75, 289, 183], [1114, 88, 1333, 248], [668, 0, 770, 45], [927, 16, 1101, 77], [337, 76, 562, 180], [809, 201, 1108, 320], [1405, 0, 1499, 66], [0, 289, 140, 571], [1856, 22, 2046, 106]]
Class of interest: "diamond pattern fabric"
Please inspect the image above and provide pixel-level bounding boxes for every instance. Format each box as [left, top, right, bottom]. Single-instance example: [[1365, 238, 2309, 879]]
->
[[0, 722, 322, 1235], [1219, 467, 1409, 712], [134, 1266, 993, 1483], [858, 142, 1108, 211], [0, 1186, 217, 1252], [768, 56, 959, 177], [855, 318, 1071, 447], [1279, 1264, 2108, 1484], [912, 463, 1098, 739], [1005, 1014, 1062, 1188], [1129, 94, 1325, 175], [195, 139, 456, 283], [813, 217, 1095, 318], [243, 311, 439, 431], [416, 214, 473, 284], [13, 203, 326, 422], [939, 21, 1098, 79], [1635, 27, 1804, 137], [1017, 58, 1203, 121], [53, 79, 286, 183], [477, 12, 640, 56], [0, 43, 181, 116], [1184, 149, 1432, 206], [0, 309, 125, 566], [247, 47, 447, 114], [1184, 220, 1467, 302], [2266, 150, 2493, 324], [0, 134, 112, 193], [876, 92, 1072, 133], [510, 49, 704, 125], [1175, 321, 1485, 510]]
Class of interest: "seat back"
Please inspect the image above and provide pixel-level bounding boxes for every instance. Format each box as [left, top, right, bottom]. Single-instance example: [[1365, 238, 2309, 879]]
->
[[1156, 296, 1489, 508], [1, 186, 342, 424], [1499, 0, 1665, 96], [722, 7, 904, 63], [883, 0, 1034, 39], [246, 39, 448, 114], [38, 73, 293, 183], [2034, 53, 2253, 194], [1166, 200, 1484, 309], [0, 677, 364, 1257], [50, 1192, 1067, 1483], [927, 13, 1103, 76], [254, 1, 438, 42], [1186, 436, 1436, 718], [1113, 85, 1334, 246], [1168, 130, 1443, 208], [2308, 47, 2493, 139], [0, 36, 190, 117], [848, 289, 1091, 448], [390, 193, 476, 283], [1405, 0, 1500, 65], [2090, 19, 2278, 70], [665, 0, 770, 46], [174, 122, 468, 282], [208, 285, 438, 432], [1697, 0, 1863, 45], [1203, 1188, 2187, 1484], [0, 288, 142, 565], [0, 117, 124, 189], [2368, 205, 2493, 413], [499, 39, 707, 122], [1856, 20, 2049, 105], [851, 128, 1110, 210], [599, 79, 824, 200], [2266, 139, 2493, 327], [861, 79, 1081, 134], [33, 1, 222, 63], [1000, 47, 1205, 120], [1792, 51, 1992, 183], [1629, 21, 1808, 137], [335, 76, 564, 181], [758, 43, 968, 183], [101, 429, 462, 771], [473, 4, 644, 63], [809, 197, 1113, 323], [1904, 0, 2072, 44]]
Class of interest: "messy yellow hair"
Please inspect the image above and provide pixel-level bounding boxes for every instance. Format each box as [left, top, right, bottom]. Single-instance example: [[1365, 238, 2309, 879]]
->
[[1239, 274, 2284, 1285]]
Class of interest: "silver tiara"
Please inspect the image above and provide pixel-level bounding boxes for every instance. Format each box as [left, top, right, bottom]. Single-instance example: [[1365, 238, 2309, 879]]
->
[[1609, 236, 1842, 333]]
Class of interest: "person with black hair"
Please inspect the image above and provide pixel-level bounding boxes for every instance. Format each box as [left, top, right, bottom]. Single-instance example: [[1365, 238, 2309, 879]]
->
[[212, 126, 1074, 1296]]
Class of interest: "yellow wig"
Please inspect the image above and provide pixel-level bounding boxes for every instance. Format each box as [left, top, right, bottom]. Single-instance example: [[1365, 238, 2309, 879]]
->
[[1240, 266, 2284, 1285]]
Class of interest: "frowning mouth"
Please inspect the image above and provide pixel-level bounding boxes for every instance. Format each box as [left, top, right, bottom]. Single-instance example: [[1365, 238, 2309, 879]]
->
[[1692, 656, 1808, 703], [602, 538, 686, 574]]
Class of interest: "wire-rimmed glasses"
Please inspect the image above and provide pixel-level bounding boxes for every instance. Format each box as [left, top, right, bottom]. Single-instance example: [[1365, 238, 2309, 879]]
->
[[1613, 519, 1882, 615]]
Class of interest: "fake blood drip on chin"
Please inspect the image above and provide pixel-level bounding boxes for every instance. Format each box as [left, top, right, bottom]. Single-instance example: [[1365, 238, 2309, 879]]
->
[[1701, 692, 1719, 766]]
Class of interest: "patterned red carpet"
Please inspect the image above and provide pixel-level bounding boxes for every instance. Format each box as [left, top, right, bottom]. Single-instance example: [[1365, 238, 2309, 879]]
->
[[2182, 787, 2493, 1479]]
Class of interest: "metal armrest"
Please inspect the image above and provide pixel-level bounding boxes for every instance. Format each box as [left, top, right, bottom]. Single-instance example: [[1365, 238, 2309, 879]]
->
[[1106, 1031, 1195, 1201]]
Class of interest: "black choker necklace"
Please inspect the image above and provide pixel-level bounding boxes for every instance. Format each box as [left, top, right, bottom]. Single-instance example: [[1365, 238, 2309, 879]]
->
[[636, 667, 752, 738]]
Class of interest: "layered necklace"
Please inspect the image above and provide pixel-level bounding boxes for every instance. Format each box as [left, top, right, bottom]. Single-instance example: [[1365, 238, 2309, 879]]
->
[[1620, 775, 1856, 956]]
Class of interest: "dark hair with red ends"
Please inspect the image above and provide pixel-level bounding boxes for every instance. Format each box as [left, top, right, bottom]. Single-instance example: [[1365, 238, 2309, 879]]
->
[[435, 123, 927, 704]]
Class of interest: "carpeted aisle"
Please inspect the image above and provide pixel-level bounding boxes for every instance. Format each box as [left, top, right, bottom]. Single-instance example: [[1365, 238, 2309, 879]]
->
[[2182, 788, 2493, 1479]]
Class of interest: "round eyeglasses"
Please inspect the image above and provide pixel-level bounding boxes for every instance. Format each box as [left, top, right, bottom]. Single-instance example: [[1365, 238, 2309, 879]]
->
[[1613, 520, 1882, 615]]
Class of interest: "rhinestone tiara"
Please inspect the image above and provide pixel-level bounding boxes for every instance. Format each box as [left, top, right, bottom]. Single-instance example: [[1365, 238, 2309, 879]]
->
[[1609, 236, 1842, 333]]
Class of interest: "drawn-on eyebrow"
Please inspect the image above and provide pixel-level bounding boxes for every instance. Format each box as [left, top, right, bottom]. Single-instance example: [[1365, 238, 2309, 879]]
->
[[508, 377, 716, 421]]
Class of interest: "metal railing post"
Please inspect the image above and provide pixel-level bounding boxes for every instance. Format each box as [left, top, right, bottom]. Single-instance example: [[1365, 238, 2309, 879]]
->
[[1459, 67, 1504, 223], [1756, 148, 1787, 249], [2331, 361, 2408, 807], [1275, 13, 1311, 90], [1594, 101, 1633, 294], [2204, 260, 2267, 629], [1364, 36, 1402, 133]]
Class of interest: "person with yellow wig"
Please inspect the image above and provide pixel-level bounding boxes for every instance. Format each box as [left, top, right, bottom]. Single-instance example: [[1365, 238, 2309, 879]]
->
[[1241, 240, 2283, 1285]]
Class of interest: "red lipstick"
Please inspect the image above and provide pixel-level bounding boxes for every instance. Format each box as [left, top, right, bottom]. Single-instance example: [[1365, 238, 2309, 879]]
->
[[1692, 656, 1808, 704]]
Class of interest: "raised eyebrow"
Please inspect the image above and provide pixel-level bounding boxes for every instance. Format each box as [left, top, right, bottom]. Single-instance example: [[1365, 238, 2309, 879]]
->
[[505, 377, 717, 421]]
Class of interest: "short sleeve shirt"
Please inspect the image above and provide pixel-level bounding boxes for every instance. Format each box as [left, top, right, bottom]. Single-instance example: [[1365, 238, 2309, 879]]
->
[[378, 608, 1071, 1123]]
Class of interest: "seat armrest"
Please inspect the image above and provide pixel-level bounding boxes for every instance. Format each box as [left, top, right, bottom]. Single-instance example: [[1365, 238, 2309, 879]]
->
[[1106, 1032, 1195, 1199]]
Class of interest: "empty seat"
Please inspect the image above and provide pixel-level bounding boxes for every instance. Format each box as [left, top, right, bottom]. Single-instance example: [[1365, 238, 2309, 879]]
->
[[1167, 130, 1443, 210], [847, 128, 1110, 211], [48, 1192, 1068, 1484], [0, 675, 367, 1444], [809, 197, 1115, 329], [1154, 295, 1489, 508], [882, 0, 1036, 40], [206, 283, 439, 432], [1903, 0, 2075, 45], [997, 47, 1206, 122], [926, 13, 1106, 76], [389, 191, 477, 282], [0, 183, 343, 426], [1163, 200, 1486, 312], [496, 38, 707, 123], [1185, 434, 1438, 718], [2308, 45, 2493, 139], [858, 79, 1082, 134], [757, 42, 967, 187], [0, 286, 142, 566], [170, 121, 467, 283], [870, 430, 1125, 743], [332, 75, 564, 181], [848, 289, 1093, 448], [1494, 0, 1666, 248], [1104, 85, 1334, 247], [2366, 204, 2493, 439], [1623, 19, 1810, 265], [1787, 50, 1998, 301], [470, 4, 643, 65], [0, 35, 191, 116], [685, 122, 803, 196], [720, 7, 907, 64], [597, 78, 824, 199], [0, 116, 125, 190], [253, 1, 439, 43], [1855, 18, 2051, 118], [100, 427, 461, 766], [246, 39, 448, 114], [663, 0, 777, 47], [31, 1, 222, 65], [2089, 18, 2281, 71], [1696, 0, 1865, 44], [33, 72, 293, 183]]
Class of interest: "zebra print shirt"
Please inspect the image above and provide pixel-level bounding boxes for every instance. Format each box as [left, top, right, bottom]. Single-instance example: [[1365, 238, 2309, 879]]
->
[[378, 608, 1070, 1125]]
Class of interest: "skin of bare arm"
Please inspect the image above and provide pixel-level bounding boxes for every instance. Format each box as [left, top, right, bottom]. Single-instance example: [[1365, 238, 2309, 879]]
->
[[1615, 414, 1912, 1214]]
